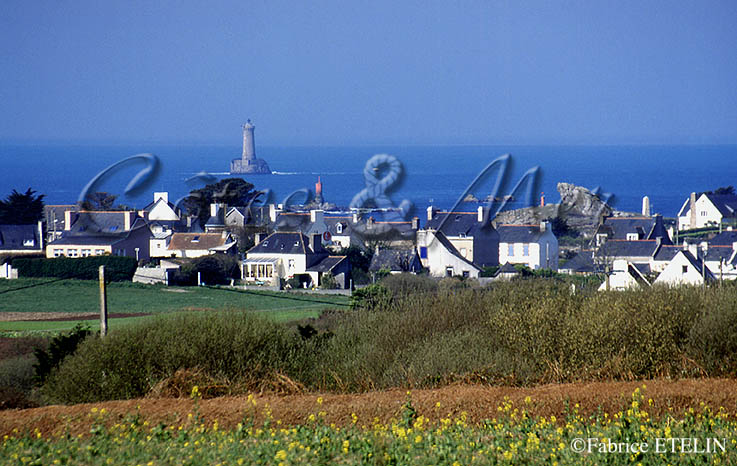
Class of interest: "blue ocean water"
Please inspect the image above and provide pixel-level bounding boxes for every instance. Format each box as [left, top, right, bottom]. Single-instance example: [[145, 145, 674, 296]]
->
[[1, 144, 735, 219]]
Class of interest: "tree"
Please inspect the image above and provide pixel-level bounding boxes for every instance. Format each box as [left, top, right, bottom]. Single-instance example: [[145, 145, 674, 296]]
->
[[80, 192, 118, 210], [701, 186, 735, 196], [180, 178, 262, 228], [0, 188, 45, 224]]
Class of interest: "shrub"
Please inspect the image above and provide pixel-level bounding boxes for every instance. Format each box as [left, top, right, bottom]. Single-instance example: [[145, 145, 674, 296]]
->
[[320, 272, 339, 289], [12, 256, 137, 281], [380, 273, 437, 295], [33, 324, 92, 385], [40, 312, 311, 404]]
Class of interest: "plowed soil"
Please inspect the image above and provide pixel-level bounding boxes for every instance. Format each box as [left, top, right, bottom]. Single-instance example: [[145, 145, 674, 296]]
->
[[2, 379, 736, 438]]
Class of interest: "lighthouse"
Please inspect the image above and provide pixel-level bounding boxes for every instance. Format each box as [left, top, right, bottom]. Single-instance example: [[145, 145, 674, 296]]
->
[[230, 120, 271, 174]]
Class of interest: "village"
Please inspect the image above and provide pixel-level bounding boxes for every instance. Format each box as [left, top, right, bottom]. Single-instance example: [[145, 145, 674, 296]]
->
[[2, 176, 736, 292]]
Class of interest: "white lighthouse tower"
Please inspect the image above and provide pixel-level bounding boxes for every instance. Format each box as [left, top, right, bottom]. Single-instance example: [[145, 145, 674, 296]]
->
[[230, 120, 271, 174]]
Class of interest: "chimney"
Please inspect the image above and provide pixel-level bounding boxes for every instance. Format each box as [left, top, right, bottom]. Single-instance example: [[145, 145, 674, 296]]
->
[[411, 216, 420, 230], [477, 206, 484, 223], [352, 211, 359, 223], [124, 211, 133, 231], [540, 192, 545, 207], [210, 203, 219, 218], [427, 206, 434, 221], [732, 241, 737, 252], [310, 234, 323, 254], [540, 220, 548, 232], [254, 233, 263, 246], [64, 210, 72, 231], [367, 217, 375, 229], [642, 196, 650, 217], [154, 192, 168, 204], [690, 192, 697, 229], [269, 204, 277, 223], [310, 209, 324, 224]]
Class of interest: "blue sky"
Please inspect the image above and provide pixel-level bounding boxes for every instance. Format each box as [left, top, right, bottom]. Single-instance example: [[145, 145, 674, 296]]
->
[[1, 0, 736, 145]]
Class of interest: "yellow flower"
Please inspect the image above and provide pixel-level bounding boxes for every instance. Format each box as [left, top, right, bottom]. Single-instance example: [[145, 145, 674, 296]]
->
[[275, 449, 287, 460]]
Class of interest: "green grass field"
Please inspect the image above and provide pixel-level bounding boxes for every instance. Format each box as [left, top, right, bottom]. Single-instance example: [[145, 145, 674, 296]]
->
[[0, 278, 347, 333]]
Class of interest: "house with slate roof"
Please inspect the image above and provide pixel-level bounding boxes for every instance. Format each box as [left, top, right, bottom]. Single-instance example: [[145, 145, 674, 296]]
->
[[594, 214, 671, 247], [678, 192, 737, 230], [368, 248, 423, 276], [46, 211, 152, 260], [654, 250, 716, 286], [418, 206, 499, 268], [594, 238, 663, 275], [416, 229, 482, 278], [497, 221, 558, 271], [559, 249, 597, 275], [243, 231, 351, 288], [44, 205, 78, 242], [0, 222, 44, 256]]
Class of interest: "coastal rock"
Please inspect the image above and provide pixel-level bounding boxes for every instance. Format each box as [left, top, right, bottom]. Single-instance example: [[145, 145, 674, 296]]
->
[[492, 182, 611, 237]]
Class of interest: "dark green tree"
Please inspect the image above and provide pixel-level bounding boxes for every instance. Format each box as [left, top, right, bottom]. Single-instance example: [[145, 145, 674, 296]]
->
[[0, 188, 45, 224], [80, 192, 118, 210], [180, 178, 262, 228]]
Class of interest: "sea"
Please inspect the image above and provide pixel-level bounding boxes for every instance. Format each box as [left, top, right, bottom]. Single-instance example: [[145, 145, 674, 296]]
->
[[1, 144, 736, 220]]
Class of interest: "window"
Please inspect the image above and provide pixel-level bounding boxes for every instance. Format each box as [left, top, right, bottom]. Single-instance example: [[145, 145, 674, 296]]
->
[[53, 249, 63, 257], [626, 233, 639, 241], [682, 265, 688, 274], [68, 249, 78, 257], [288, 259, 295, 269], [192, 236, 200, 243], [701, 211, 707, 217], [81, 249, 91, 257], [459, 233, 466, 238], [460, 247, 467, 257], [523, 244, 529, 256], [95, 249, 105, 255], [462, 271, 470, 278], [446, 267, 454, 277], [419, 247, 427, 259], [508, 244, 514, 256], [336, 223, 343, 234], [109, 226, 118, 232], [23, 239, 35, 247]]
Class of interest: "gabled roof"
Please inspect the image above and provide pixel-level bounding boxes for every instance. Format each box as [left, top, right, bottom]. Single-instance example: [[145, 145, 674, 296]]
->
[[560, 250, 596, 273], [628, 263, 651, 287], [307, 256, 349, 273], [706, 194, 737, 217], [247, 232, 313, 255], [497, 224, 546, 243], [495, 262, 520, 276], [678, 193, 737, 218], [274, 213, 309, 232], [431, 231, 481, 271], [168, 233, 230, 251], [142, 197, 179, 213], [425, 212, 486, 237], [67, 211, 134, 235], [596, 239, 659, 258], [708, 231, 737, 246], [369, 248, 421, 272], [704, 245, 736, 263], [0, 224, 41, 250], [680, 250, 717, 281], [597, 215, 671, 244], [653, 245, 682, 262]]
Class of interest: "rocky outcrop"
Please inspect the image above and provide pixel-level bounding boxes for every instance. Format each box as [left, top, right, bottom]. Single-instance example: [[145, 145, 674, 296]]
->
[[492, 182, 612, 237]]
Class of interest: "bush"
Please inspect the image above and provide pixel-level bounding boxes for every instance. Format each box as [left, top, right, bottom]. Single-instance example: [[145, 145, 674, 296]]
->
[[12, 256, 137, 281], [33, 324, 92, 385], [171, 255, 240, 286], [380, 273, 437, 295], [40, 312, 311, 404]]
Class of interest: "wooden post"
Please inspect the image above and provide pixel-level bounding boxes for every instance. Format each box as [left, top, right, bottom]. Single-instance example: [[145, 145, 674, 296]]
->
[[99, 265, 108, 337]]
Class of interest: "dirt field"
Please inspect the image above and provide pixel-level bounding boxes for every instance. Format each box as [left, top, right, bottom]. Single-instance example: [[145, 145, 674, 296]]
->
[[2, 378, 736, 438]]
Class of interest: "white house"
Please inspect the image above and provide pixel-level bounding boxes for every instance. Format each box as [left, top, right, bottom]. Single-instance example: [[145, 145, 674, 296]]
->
[[678, 192, 737, 230], [140, 192, 180, 222], [415, 230, 481, 278], [497, 222, 558, 271], [598, 259, 650, 291], [654, 250, 715, 286], [242, 232, 351, 288]]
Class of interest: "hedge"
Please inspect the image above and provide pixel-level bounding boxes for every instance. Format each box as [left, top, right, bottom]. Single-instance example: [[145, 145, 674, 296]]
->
[[12, 256, 137, 281]]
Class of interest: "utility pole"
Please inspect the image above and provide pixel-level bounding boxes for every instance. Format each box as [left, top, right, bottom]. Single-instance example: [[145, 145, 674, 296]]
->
[[99, 265, 108, 337]]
